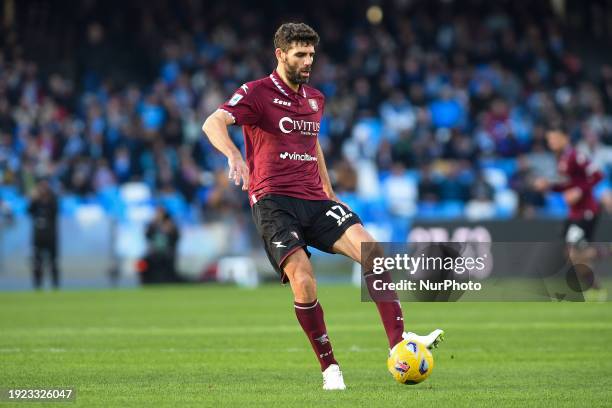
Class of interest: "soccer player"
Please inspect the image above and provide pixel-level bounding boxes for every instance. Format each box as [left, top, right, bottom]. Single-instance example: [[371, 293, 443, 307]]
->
[[534, 125, 606, 301], [28, 178, 60, 289], [202, 22, 444, 390]]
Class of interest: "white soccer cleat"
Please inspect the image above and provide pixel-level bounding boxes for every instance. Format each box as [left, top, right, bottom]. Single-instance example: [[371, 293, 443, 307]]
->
[[322, 364, 346, 390], [402, 329, 445, 349]]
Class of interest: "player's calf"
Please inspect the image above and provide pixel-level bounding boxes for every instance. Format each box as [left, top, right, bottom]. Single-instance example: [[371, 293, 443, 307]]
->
[[294, 299, 339, 373], [284, 251, 342, 382]]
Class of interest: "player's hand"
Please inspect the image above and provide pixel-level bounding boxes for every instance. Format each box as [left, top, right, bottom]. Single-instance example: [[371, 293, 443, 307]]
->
[[533, 177, 549, 192], [228, 154, 249, 191], [564, 187, 583, 205]]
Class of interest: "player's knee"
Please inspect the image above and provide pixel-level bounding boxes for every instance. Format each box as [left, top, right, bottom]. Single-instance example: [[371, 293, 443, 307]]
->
[[346, 225, 377, 261], [283, 251, 316, 297], [287, 259, 315, 285], [287, 266, 317, 300], [291, 276, 317, 303], [293, 271, 316, 291]]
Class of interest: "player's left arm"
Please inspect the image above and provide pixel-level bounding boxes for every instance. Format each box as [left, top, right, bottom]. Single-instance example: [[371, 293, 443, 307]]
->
[[315, 139, 335, 199], [315, 139, 352, 210], [541, 153, 604, 191], [573, 152, 604, 192], [583, 160, 604, 188], [556, 153, 604, 205]]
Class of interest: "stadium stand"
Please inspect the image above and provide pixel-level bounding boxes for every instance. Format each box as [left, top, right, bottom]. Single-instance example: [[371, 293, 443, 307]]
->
[[1, 0, 611, 227]]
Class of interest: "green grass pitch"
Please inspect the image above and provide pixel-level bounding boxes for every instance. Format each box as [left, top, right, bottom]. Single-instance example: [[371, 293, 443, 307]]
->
[[1, 285, 611, 407]]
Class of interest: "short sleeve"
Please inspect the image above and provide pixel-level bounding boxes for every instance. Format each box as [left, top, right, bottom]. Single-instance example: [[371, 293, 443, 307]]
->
[[218, 84, 261, 126]]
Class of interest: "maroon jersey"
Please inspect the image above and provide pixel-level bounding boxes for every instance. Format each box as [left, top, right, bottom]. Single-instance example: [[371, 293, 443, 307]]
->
[[552, 147, 603, 220], [218, 70, 328, 206]]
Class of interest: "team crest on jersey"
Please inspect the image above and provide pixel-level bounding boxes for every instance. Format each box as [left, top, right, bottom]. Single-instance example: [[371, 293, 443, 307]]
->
[[308, 98, 318, 112], [228, 93, 243, 106]]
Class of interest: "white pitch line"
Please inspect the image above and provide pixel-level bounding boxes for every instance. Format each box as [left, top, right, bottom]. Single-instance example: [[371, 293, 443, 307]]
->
[[1, 345, 606, 354], [2, 321, 612, 337], [0, 324, 377, 336]]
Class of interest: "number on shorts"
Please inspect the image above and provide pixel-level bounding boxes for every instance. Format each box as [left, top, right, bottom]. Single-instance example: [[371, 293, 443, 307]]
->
[[326, 205, 352, 226]]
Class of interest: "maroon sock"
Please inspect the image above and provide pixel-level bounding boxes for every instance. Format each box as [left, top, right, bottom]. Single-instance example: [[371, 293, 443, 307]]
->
[[364, 272, 405, 348], [294, 299, 338, 371]]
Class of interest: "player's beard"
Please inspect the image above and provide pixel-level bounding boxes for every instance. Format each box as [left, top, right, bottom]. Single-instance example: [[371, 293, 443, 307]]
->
[[283, 58, 311, 85]]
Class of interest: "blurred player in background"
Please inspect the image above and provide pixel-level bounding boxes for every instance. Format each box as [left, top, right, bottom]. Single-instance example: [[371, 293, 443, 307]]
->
[[143, 206, 181, 284], [535, 125, 607, 301], [202, 22, 443, 390], [28, 179, 60, 289]]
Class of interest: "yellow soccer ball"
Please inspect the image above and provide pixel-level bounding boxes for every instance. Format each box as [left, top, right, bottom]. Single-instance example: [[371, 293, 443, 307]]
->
[[387, 339, 434, 384]]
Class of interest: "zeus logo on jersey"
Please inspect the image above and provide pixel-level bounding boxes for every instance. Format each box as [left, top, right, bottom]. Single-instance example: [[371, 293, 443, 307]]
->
[[273, 98, 292, 107], [279, 152, 318, 162], [278, 116, 320, 135]]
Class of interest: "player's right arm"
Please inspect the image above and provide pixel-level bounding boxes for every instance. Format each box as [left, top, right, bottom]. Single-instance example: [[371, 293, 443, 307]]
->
[[202, 84, 261, 191], [202, 110, 249, 190]]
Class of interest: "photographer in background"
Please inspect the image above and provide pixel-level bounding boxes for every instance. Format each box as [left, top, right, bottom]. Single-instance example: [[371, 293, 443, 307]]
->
[[28, 179, 60, 289], [142, 207, 180, 284]]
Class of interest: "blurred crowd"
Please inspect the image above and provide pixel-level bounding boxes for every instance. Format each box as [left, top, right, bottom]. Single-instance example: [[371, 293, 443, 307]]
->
[[1, 0, 612, 222]]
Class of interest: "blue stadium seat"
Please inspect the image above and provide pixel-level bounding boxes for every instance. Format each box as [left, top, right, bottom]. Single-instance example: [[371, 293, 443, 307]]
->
[[480, 158, 518, 177], [544, 192, 568, 217], [336, 192, 362, 216], [355, 197, 390, 224], [2, 194, 28, 216], [196, 186, 212, 205], [0, 185, 19, 199], [353, 117, 383, 148], [378, 170, 391, 184], [405, 169, 420, 184], [60, 195, 82, 216], [494, 203, 514, 219], [96, 186, 125, 218], [494, 189, 518, 219], [594, 180, 610, 200], [417, 201, 464, 220], [440, 201, 465, 219], [158, 193, 188, 221], [483, 167, 508, 191]]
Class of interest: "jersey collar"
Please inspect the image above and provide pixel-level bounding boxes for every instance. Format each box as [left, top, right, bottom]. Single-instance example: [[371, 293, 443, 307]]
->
[[270, 70, 307, 98]]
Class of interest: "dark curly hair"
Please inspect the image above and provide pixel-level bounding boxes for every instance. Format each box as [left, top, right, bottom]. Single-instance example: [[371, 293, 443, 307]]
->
[[547, 119, 569, 136], [274, 22, 320, 52]]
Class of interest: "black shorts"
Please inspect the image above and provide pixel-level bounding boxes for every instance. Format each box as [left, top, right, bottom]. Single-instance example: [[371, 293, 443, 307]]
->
[[251, 194, 362, 283], [562, 213, 600, 247]]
